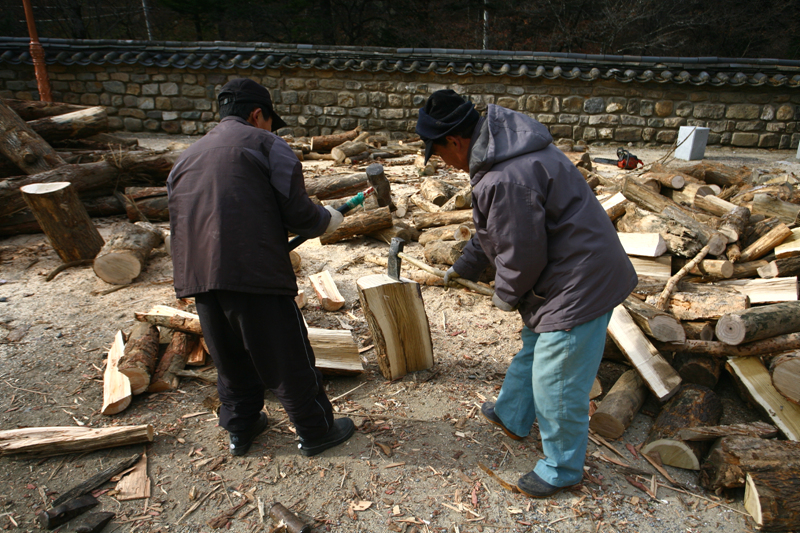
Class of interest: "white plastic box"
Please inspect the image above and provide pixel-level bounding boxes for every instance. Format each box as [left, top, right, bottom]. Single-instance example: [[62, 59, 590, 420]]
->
[[675, 126, 710, 161]]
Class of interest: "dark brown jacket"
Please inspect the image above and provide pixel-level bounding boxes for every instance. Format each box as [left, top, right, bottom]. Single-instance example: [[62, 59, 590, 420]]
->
[[454, 105, 637, 332], [167, 116, 329, 298]]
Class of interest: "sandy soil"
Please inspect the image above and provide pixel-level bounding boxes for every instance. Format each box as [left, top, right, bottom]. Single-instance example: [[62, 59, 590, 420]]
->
[[0, 135, 798, 533]]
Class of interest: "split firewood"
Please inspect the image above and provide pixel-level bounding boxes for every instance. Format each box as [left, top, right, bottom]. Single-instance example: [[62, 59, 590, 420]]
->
[[662, 160, 748, 188], [115, 452, 150, 501], [622, 296, 685, 343], [319, 206, 392, 245], [357, 274, 434, 380], [440, 186, 472, 212], [102, 331, 132, 415], [309, 270, 345, 311], [423, 239, 467, 266], [674, 351, 724, 389], [607, 305, 682, 401], [52, 453, 142, 506], [418, 223, 474, 245], [304, 172, 368, 201], [742, 216, 782, 248], [135, 305, 203, 335], [420, 178, 456, 206], [0, 424, 153, 457], [332, 141, 370, 164], [718, 277, 798, 304], [601, 192, 628, 221], [589, 369, 648, 439], [738, 222, 793, 263], [187, 338, 207, 366], [770, 352, 800, 405], [726, 356, 800, 441], [744, 470, 800, 531], [0, 97, 66, 175], [617, 232, 667, 257], [615, 206, 704, 258], [414, 154, 437, 175], [677, 421, 777, 441], [774, 227, 800, 259], [93, 222, 164, 285], [295, 289, 307, 309], [148, 332, 198, 392], [751, 193, 800, 224], [641, 384, 723, 470], [368, 224, 419, 245], [411, 192, 441, 213], [395, 193, 412, 218], [700, 436, 800, 490], [310, 125, 362, 152], [20, 181, 105, 263], [365, 163, 396, 211], [26, 106, 107, 144], [118, 322, 160, 394], [694, 195, 750, 242], [413, 210, 473, 230], [716, 302, 800, 346], [758, 256, 800, 278]]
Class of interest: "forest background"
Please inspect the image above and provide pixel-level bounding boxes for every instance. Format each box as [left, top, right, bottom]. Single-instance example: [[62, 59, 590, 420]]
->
[[1, 0, 799, 59]]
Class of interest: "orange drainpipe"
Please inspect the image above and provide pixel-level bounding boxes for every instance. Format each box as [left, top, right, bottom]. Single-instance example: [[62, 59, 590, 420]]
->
[[22, 0, 53, 102]]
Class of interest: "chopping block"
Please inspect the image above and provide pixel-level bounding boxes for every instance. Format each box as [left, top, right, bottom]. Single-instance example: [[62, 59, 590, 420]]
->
[[356, 238, 434, 380]]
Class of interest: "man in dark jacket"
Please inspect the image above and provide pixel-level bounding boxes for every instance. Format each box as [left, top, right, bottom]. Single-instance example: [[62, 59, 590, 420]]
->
[[416, 90, 637, 498], [167, 78, 355, 457]]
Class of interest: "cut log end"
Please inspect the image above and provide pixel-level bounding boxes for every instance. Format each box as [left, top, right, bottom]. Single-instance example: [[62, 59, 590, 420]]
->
[[641, 439, 701, 470], [93, 253, 142, 285], [715, 315, 746, 346]]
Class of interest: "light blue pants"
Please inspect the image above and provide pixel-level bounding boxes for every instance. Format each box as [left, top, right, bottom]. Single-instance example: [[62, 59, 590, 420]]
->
[[494, 311, 612, 487]]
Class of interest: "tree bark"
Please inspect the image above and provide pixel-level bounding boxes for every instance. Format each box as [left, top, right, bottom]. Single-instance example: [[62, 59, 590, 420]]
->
[[117, 322, 160, 395], [413, 210, 474, 230], [615, 205, 704, 258], [319, 206, 393, 245], [304, 172, 368, 201], [758, 256, 800, 279], [662, 161, 748, 188], [677, 421, 777, 441], [20, 182, 105, 263], [310, 126, 362, 152], [751, 193, 800, 225], [589, 369, 647, 439], [423, 239, 467, 266], [93, 222, 164, 285], [148, 332, 198, 393], [622, 295, 685, 343], [646, 283, 749, 321], [440, 186, 472, 212], [0, 98, 66, 174], [668, 181, 716, 207], [332, 141, 370, 164], [674, 351, 723, 389], [744, 471, 800, 531], [642, 384, 723, 470], [357, 273, 434, 381], [716, 302, 800, 346], [26, 106, 108, 143], [770, 352, 800, 406], [420, 178, 455, 206], [700, 436, 800, 490], [4, 98, 88, 120]]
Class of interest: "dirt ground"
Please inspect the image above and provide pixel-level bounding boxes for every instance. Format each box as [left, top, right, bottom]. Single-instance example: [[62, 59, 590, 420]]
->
[[1, 135, 799, 533]]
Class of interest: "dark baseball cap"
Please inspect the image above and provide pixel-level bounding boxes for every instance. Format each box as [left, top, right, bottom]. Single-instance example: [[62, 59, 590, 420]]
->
[[218, 78, 287, 132], [416, 89, 480, 164]]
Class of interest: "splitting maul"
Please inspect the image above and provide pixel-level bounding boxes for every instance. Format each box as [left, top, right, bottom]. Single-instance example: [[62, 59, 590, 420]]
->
[[288, 187, 375, 251]]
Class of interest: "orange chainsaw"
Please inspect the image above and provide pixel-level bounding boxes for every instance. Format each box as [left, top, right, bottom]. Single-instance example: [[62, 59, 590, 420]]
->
[[593, 148, 644, 170]]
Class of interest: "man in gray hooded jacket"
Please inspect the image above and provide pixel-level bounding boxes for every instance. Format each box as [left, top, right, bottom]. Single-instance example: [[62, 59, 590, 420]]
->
[[416, 90, 637, 498]]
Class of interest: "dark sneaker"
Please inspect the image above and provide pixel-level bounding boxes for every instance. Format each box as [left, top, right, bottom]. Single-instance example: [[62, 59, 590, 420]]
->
[[298, 418, 355, 457], [229, 411, 269, 456], [517, 470, 573, 498], [481, 402, 523, 440]]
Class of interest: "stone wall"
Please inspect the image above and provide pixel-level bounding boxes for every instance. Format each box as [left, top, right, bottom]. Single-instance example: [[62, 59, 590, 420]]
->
[[1, 63, 799, 148]]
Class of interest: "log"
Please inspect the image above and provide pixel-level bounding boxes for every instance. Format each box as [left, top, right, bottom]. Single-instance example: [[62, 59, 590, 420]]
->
[[304, 172, 368, 201], [420, 178, 455, 206], [758, 256, 800, 279], [653, 333, 800, 358], [668, 181, 716, 207], [52, 132, 139, 151], [641, 171, 685, 189], [674, 351, 723, 389], [26, 106, 107, 143], [694, 196, 750, 242], [332, 141, 370, 164], [368, 224, 420, 245], [309, 270, 346, 311], [732, 260, 769, 278], [423, 239, 467, 266], [616, 206, 704, 258], [4, 98, 88, 120], [641, 384, 723, 470], [397, 252, 495, 297], [415, 154, 437, 175], [418, 223, 475, 245], [118, 322, 160, 395], [744, 471, 800, 531], [607, 305, 682, 401], [687, 259, 733, 278], [617, 232, 667, 257], [102, 331, 132, 415], [682, 321, 715, 341], [0, 97, 66, 174], [743, 216, 783, 249], [411, 192, 441, 213], [148, 332, 198, 392], [52, 453, 142, 506], [646, 283, 749, 321], [93, 222, 164, 285], [622, 296, 685, 343], [589, 369, 648, 439], [123, 188, 169, 222], [774, 227, 800, 259], [700, 436, 800, 490], [716, 302, 800, 346], [134, 306, 203, 335], [770, 352, 800, 406], [665, 161, 748, 188], [0, 149, 180, 218], [677, 421, 777, 441], [739, 222, 793, 263], [319, 206, 392, 245], [310, 126, 362, 152], [440, 186, 472, 212], [413, 210, 474, 230], [20, 182, 105, 263], [718, 277, 798, 304], [752, 193, 800, 225], [629, 256, 672, 280], [726, 356, 800, 441], [357, 273, 434, 380], [365, 163, 396, 211], [0, 424, 153, 457]]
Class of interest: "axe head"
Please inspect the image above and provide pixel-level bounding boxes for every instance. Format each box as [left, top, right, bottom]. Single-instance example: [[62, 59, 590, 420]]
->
[[387, 238, 406, 280]]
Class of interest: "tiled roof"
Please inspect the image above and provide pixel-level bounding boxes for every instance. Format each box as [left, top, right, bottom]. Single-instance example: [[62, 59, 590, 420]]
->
[[2, 37, 799, 88]]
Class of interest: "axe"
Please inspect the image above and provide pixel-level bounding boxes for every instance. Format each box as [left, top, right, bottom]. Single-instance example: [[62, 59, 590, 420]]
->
[[288, 187, 375, 251]]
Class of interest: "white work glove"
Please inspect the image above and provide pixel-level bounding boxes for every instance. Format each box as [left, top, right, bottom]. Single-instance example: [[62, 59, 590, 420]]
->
[[443, 266, 461, 286], [492, 292, 517, 312], [323, 205, 344, 236]]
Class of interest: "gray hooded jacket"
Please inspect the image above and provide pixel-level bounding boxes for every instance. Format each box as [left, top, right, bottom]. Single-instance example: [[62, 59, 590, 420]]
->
[[453, 105, 637, 332]]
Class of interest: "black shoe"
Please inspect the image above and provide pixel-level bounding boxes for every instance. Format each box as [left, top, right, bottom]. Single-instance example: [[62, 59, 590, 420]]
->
[[298, 418, 355, 457], [229, 411, 269, 456], [481, 402, 523, 440], [517, 470, 572, 498]]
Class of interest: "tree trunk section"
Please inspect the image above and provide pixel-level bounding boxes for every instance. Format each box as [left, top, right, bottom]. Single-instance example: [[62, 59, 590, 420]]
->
[[758, 256, 800, 279], [642, 384, 723, 470], [420, 178, 455, 206], [93, 223, 164, 285], [26, 106, 108, 143], [305, 172, 368, 201], [641, 171, 685, 189], [589, 369, 647, 439], [677, 421, 777, 441], [745, 471, 800, 531], [770, 352, 800, 406], [682, 321, 715, 341], [102, 331, 132, 415], [20, 182, 105, 263], [653, 333, 800, 359], [622, 295, 685, 343], [310, 126, 362, 152], [4, 98, 88, 120], [646, 284, 749, 321], [368, 223, 420, 245], [668, 181, 716, 207], [423, 239, 467, 266], [118, 322, 160, 395], [0, 98, 66, 174], [331, 141, 370, 164], [357, 274, 434, 381], [148, 332, 198, 392], [662, 161, 748, 188], [751, 193, 800, 225], [716, 302, 800, 346], [319, 206, 392, 245], [413, 210, 474, 230], [0, 425, 153, 457], [440, 186, 472, 212], [700, 436, 800, 490], [674, 351, 723, 389]]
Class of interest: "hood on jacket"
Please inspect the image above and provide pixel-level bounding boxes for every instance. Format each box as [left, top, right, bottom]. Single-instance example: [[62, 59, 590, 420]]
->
[[469, 105, 553, 184]]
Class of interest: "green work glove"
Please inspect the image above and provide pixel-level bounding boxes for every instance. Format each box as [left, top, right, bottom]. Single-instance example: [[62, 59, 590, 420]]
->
[[492, 293, 517, 312], [443, 266, 461, 286]]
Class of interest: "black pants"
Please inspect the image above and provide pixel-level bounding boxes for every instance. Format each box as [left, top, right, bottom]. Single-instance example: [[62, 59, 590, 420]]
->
[[194, 290, 334, 440]]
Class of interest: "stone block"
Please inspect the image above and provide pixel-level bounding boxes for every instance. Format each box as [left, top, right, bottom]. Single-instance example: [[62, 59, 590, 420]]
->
[[337, 92, 356, 107], [726, 104, 760, 120], [379, 108, 404, 119], [526, 95, 556, 113], [146, 111, 162, 120], [582, 127, 597, 141], [123, 95, 139, 107], [780, 134, 791, 149], [731, 132, 759, 147], [598, 128, 614, 140], [162, 111, 179, 121], [180, 111, 202, 120], [324, 106, 347, 116], [593, 87, 626, 96], [559, 114, 579, 124], [758, 133, 780, 148], [761, 106, 776, 121], [110, 72, 129, 82], [194, 99, 211, 111], [675, 102, 693, 117], [369, 92, 388, 108], [606, 97, 626, 113], [485, 83, 506, 94], [388, 94, 403, 107], [767, 122, 787, 132], [103, 81, 126, 94], [138, 98, 155, 110], [160, 82, 179, 96], [693, 103, 725, 119], [562, 96, 584, 113], [507, 86, 524, 96], [707, 133, 721, 145], [642, 128, 655, 142], [320, 79, 345, 90], [80, 93, 100, 106], [639, 100, 654, 117], [123, 117, 143, 131], [340, 118, 358, 130], [107, 116, 123, 130], [687, 119, 707, 127], [621, 115, 646, 126], [310, 91, 337, 106], [131, 74, 149, 83], [615, 127, 642, 142], [583, 97, 604, 114], [111, 95, 124, 107], [182, 85, 206, 98], [179, 121, 197, 135], [304, 105, 324, 116], [69, 81, 86, 93], [144, 119, 160, 131], [654, 100, 673, 117], [345, 81, 362, 90], [665, 117, 687, 128], [156, 97, 172, 110], [647, 118, 665, 128], [172, 98, 193, 111], [706, 120, 729, 133], [368, 119, 385, 130], [349, 107, 372, 118], [588, 114, 619, 126], [735, 121, 764, 132], [119, 108, 147, 119], [126, 83, 141, 96], [656, 130, 677, 143], [536, 114, 556, 124], [777, 104, 796, 121], [201, 112, 214, 121], [142, 83, 159, 96], [549, 125, 573, 139], [497, 97, 519, 110], [626, 99, 640, 115]]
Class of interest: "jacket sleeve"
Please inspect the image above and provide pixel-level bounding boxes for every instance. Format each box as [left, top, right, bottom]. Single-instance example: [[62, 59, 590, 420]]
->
[[453, 237, 491, 281], [266, 139, 330, 238], [481, 180, 548, 308]]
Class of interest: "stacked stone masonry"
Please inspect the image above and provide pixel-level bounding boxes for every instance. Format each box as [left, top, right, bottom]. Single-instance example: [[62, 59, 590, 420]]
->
[[1, 64, 798, 148]]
